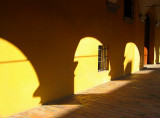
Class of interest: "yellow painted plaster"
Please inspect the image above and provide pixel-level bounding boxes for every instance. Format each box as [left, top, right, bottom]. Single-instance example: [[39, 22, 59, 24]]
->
[[74, 37, 111, 93], [124, 42, 140, 75], [0, 38, 40, 117]]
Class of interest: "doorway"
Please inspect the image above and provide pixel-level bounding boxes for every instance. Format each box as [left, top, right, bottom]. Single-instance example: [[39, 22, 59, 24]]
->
[[144, 15, 150, 65]]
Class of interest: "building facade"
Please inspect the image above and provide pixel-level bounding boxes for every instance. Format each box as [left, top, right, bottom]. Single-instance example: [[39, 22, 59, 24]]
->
[[0, 0, 160, 117]]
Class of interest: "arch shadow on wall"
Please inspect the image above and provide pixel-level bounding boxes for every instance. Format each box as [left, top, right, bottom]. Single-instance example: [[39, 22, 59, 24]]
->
[[74, 37, 111, 93], [124, 42, 140, 76], [0, 38, 40, 117], [73, 38, 140, 93]]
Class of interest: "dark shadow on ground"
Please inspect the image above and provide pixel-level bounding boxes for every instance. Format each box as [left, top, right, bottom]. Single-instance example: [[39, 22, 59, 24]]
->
[[46, 67, 160, 117]]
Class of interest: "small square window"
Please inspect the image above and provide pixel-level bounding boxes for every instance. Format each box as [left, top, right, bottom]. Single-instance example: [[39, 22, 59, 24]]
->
[[98, 45, 108, 71]]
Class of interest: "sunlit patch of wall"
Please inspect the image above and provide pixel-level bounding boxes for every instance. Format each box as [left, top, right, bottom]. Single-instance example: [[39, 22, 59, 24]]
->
[[124, 42, 140, 75], [0, 38, 40, 117], [74, 37, 111, 93]]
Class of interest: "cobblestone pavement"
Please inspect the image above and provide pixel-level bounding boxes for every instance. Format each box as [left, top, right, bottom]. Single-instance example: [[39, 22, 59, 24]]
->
[[9, 64, 160, 118]]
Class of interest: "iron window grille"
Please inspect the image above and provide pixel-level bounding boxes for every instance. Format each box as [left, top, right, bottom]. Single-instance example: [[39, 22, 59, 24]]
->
[[98, 45, 108, 71]]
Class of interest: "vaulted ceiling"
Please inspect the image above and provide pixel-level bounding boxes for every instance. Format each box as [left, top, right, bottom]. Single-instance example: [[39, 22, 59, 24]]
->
[[138, 0, 160, 21], [108, 0, 160, 25]]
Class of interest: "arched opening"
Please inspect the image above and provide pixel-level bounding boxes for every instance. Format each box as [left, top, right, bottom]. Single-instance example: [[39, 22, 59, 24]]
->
[[144, 15, 150, 65], [144, 11, 156, 65]]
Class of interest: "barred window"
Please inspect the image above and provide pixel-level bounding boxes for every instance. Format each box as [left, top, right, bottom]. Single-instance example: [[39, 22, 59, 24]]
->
[[98, 45, 108, 71], [124, 0, 134, 18]]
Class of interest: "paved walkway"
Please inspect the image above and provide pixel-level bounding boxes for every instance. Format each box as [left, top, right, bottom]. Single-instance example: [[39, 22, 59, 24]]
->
[[9, 64, 160, 118]]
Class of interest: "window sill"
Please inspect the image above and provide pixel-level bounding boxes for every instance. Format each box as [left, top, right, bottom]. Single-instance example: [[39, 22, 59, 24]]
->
[[123, 17, 134, 24], [98, 70, 109, 72]]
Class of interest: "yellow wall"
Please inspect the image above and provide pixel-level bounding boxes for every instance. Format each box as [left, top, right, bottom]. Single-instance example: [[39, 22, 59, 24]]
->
[[74, 37, 111, 93], [134, 0, 145, 68], [124, 42, 140, 75], [0, 0, 150, 117], [0, 38, 40, 117]]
